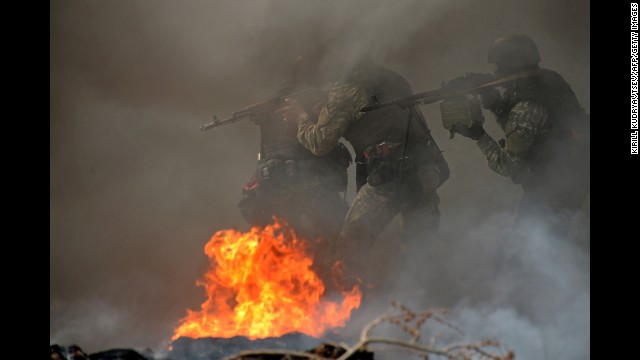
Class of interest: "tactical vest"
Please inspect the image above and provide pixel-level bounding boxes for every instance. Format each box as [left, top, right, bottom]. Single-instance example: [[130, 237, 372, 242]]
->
[[343, 65, 432, 158], [494, 68, 589, 199], [342, 64, 449, 190], [257, 86, 352, 190]]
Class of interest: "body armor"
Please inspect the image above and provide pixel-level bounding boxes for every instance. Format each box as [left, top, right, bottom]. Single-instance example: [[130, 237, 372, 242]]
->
[[342, 65, 448, 189], [494, 68, 589, 205]]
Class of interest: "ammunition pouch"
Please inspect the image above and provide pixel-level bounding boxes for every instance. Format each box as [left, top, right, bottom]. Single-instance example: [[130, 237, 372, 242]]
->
[[363, 142, 417, 187], [366, 156, 395, 186], [241, 159, 296, 225], [440, 97, 485, 139], [394, 157, 417, 183], [256, 159, 297, 186]]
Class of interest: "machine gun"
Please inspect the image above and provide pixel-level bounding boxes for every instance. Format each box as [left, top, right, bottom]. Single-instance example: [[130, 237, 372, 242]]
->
[[200, 87, 327, 131], [360, 68, 542, 138], [360, 68, 542, 113]]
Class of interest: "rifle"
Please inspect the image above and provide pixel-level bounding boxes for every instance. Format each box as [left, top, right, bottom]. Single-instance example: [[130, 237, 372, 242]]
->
[[360, 68, 543, 113], [200, 87, 327, 131]]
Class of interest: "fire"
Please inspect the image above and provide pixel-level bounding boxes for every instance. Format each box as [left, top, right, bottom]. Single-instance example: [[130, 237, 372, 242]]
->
[[172, 219, 361, 340]]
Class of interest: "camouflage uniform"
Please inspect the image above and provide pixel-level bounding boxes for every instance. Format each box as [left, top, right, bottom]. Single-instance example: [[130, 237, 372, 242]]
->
[[239, 84, 351, 251], [469, 67, 590, 325], [438, 35, 590, 327], [297, 61, 449, 281], [441, 35, 590, 241], [473, 68, 590, 240]]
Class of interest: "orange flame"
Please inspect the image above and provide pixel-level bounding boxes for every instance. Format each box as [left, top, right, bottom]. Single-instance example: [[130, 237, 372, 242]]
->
[[172, 219, 361, 340]]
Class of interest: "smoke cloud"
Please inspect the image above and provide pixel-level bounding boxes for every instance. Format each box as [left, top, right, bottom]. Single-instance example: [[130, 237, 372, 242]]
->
[[51, 0, 589, 357]]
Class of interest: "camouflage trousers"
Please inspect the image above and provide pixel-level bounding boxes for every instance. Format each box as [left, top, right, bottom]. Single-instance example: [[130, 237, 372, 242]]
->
[[334, 174, 440, 287]]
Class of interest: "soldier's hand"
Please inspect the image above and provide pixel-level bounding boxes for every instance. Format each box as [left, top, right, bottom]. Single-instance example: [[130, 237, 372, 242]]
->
[[477, 88, 502, 112], [274, 97, 307, 123], [452, 123, 486, 140]]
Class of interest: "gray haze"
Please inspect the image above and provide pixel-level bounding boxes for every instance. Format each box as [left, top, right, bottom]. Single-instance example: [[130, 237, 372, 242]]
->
[[50, 0, 589, 357]]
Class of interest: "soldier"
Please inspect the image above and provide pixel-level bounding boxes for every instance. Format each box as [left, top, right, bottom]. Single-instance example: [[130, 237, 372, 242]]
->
[[238, 55, 352, 276], [444, 34, 590, 243], [442, 35, 590, 329], [284, 55, 450, 287]]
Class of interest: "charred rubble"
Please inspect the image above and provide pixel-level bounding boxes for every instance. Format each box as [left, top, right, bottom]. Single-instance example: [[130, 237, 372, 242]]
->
[[50, 344, 150, 360], [51, 337, 373, 360], [51, 304, 513, 360]]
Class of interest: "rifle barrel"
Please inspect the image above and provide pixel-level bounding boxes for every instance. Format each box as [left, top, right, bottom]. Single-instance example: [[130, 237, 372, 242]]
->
[[200, 111, 251, 131], [359, 68, 542, 113], [200, 87, 329, 131]]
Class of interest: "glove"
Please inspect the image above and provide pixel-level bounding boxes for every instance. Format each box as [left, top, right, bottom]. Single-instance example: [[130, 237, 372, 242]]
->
[[477, 88, 502, 112], [453, 123, 486, 140]]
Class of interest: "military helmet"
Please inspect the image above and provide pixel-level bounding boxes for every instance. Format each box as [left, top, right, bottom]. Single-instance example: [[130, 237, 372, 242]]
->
[[488, 34, 541, 68]]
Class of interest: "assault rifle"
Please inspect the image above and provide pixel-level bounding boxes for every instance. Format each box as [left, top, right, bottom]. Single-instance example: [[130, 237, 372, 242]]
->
[[360, 68, 542, 113], [200, 87, 327, 131]]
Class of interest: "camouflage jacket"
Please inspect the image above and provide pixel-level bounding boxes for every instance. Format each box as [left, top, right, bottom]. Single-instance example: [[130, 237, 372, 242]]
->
[[297, 83, 368, 156], [476, 68, 588, 189], [476, 100, 550, 179]]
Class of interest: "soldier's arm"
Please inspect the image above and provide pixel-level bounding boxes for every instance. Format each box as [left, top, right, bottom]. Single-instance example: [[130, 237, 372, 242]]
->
[[475, 100, 550, 177], [297, 84, 368, 156]]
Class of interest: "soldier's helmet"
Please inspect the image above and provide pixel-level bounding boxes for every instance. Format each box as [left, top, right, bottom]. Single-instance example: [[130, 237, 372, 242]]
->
[[488, 34, 541, 69]]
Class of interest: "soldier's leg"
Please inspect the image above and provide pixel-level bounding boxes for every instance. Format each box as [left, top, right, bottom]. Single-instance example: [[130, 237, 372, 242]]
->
[[386, 191, 441, 295], [396, 161, 442, 256], [400, 192, 441, 244], [336, 182, 399, 287], [301, 189, 349, 285]]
